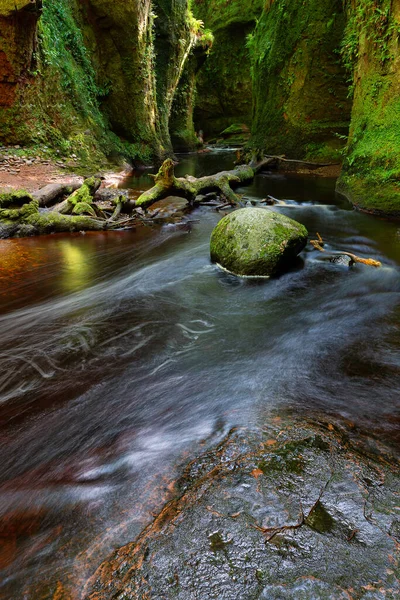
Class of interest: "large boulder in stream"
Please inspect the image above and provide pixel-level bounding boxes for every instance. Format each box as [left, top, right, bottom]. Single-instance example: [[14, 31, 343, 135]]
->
[[210, 207, 308, 277]]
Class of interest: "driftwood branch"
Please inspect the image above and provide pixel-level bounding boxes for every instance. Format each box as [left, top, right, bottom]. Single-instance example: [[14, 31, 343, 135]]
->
[[135, 159, 256, 210], [311, 233, 382, 267], [264, 155, 340, 168]]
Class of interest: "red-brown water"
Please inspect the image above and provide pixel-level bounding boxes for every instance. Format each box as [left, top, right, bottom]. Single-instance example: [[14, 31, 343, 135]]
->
[[0, 152, 400, 598]]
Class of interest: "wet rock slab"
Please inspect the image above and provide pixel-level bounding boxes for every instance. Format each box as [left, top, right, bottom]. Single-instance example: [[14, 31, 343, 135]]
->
[[85, 418, 400, 599]]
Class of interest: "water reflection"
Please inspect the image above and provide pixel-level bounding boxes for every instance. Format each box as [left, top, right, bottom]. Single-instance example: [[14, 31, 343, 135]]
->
[[60, 241, 93, 293]]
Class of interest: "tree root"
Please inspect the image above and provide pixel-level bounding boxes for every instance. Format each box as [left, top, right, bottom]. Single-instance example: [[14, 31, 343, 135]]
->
[[310, 233, 382, 268]]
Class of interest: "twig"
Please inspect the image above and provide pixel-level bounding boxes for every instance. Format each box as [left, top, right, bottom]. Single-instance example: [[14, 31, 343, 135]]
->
[[109, 216, 138, 228], [264, 155, 340, 168], [259, 194, 280, 205], [310, 233, 381, 268]]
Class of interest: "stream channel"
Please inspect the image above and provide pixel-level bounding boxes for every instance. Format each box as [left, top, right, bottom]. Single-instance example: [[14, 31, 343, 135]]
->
[[0, 151, 400, 598]]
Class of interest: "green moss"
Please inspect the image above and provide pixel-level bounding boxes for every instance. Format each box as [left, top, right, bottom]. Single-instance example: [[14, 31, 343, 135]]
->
[[192, 0, 263, 137], [25, 211, 104, 234], [69, 177, 99, 203], [337, 175, 400, 217], [193, 0, 263, 33], [0, 0, 35, 16], [0, 185, 106, 237], [0, 198, 39, 222], [0, 0, 200, 165], [72, 202, 96, 217], [194, 23, 256, 137], [169, 52, 200, 152], [306, 501, 335, 534], [0, 190, 33, 208]]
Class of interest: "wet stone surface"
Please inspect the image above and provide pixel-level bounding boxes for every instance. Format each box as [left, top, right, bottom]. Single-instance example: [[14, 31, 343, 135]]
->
[[85, 417, 400, 599]]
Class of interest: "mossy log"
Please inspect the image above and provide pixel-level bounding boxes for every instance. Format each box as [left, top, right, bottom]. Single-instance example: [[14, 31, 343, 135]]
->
[[32, 183, 81, 208], [0, 189, 107, 239], [52, 177, 102, 215], [135, 159, 256, 210]]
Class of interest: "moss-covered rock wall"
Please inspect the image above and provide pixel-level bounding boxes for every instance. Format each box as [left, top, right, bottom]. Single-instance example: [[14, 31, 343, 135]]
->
[[80, 0, 162, 159], [0, 0, 200, 164], [169, 41, 210, 152], [152, 0, 200, 154], [192, 0, 263, 138], [0, 1, 41, 116], [249, 0, 352, 160], [337, 0, 400, 216]]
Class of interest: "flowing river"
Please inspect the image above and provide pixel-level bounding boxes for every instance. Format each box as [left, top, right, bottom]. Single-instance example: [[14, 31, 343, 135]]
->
[[0, 151, 399, 598]]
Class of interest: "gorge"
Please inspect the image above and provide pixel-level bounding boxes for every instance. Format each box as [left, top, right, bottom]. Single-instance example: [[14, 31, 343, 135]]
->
[[0, 0, 400, 214], [1, 2, 400, 599]]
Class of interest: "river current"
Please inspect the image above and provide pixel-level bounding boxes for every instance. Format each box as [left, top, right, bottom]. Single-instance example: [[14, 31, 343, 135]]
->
[[0, 152, 399, 598]]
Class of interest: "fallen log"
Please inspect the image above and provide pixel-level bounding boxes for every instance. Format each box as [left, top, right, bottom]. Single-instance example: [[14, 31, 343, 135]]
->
[[310, 233, 382, 267], [52, 177, 102, 215], [135, 159, 255, 210], [32, 182, 81, 208], [250, 157, 277, 173]]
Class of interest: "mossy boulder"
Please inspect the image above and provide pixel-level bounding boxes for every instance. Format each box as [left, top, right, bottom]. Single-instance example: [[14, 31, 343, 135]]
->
[[210, 207, 308, 277]]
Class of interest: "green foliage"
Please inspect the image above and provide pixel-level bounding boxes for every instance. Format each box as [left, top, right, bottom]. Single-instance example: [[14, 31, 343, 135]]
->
[[341, 0, 400, 71]]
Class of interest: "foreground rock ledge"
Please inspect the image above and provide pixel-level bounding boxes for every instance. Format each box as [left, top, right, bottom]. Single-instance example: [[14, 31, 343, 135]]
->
[[84, 417, 400, 599], [210, 207, 308, 277]]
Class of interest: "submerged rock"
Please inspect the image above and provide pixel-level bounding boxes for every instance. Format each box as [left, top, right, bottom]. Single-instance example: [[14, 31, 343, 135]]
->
[[210, 207, 308, 277], [84, 417, 400, 599]]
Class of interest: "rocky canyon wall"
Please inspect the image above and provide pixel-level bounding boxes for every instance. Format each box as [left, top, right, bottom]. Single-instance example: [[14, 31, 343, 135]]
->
[[337, 0, 400, 215], [0, 0, 199, 164]]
